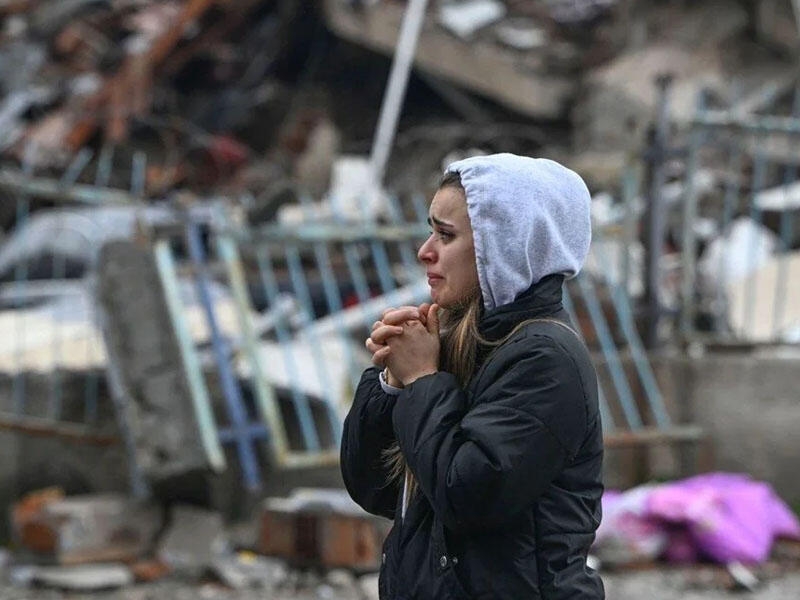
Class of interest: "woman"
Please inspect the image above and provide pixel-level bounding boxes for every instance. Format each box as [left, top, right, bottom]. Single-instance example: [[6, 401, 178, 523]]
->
[[341, 153, 604, 599]]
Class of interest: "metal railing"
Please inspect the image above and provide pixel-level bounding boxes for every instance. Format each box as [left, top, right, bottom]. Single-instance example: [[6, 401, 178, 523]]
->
[[0, 139, 704, 490], [680, 106, 800, 346], [0, 144, 144, 490]]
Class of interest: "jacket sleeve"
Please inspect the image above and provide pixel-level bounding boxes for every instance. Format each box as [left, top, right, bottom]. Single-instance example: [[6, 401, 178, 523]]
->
[[340, 367, 400, 520], [392, 339, 587, 532]]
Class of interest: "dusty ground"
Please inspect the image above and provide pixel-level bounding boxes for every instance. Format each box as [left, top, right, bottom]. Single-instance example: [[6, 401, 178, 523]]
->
[[1, 567, 800, 599]]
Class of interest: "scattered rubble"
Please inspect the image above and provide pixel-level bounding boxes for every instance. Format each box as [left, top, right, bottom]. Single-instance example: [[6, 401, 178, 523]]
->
[[9, 563, 134, 591], [158, 505, 228, 576], [259, 488, 390, 572], [11, 489, 162, 565], [1, 1, 800, 597]]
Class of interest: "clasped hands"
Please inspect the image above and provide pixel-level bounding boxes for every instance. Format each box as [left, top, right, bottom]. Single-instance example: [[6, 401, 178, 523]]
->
[[366, 303, 440, 387]]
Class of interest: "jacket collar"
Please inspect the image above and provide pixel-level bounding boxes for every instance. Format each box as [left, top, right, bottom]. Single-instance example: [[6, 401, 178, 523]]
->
[[478, 274, 566, 342]]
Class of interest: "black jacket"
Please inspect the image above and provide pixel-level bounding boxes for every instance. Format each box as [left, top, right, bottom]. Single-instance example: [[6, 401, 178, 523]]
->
[[341, 275, 604, 599]]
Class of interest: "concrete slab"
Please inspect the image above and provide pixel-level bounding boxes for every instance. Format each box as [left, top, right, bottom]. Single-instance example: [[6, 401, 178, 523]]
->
[[322, 0, 574, 119]]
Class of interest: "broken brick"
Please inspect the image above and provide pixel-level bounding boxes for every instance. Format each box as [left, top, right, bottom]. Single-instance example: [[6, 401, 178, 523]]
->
[[12, 492, 162, 565]]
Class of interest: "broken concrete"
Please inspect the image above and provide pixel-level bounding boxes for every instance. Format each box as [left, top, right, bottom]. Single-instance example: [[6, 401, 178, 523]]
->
[[323, 0, 575, 119], [96, 241, 211, 482], [158, 505, 228, 575], [11, 491, 162, 565]]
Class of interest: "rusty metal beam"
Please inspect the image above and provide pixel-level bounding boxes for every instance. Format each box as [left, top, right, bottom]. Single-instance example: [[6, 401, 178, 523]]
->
[[0, 413, 118, 446]]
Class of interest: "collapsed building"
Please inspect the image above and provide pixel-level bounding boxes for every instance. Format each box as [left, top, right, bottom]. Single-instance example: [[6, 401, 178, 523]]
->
[[0, 0, 799, 592]]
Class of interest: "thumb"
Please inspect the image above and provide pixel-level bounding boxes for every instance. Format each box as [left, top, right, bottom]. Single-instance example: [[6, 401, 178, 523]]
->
[[426, 303, 440, 335]]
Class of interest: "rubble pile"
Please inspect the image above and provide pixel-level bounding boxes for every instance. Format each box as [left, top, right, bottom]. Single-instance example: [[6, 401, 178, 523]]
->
[[0, 0, 312, 200], [2, 486, 384, 596], [0, 0, 797, 207]]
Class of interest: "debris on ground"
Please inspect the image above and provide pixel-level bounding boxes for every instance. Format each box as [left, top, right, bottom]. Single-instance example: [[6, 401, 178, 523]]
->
[[1, 2, 800, 598], [11, 489, 162, 565], [259, 488, 390, 572], [158, 505, 228, 576], [8, 563, 134, 591]]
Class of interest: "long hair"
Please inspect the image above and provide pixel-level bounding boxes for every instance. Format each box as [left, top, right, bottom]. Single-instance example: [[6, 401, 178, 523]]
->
[[383, 171, 485, 501], [384, 171, 554, 506]]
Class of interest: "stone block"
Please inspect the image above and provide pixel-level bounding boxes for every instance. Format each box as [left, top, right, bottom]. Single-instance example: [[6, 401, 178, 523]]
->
[[11, 490, 162, 565]]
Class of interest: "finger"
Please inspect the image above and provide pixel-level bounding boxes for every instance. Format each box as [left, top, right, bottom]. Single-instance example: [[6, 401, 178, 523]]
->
[[382, 306, 420, 326], [371, 320, 383, 332], [370, 324, 404, 345], [371, 345, 390, 367], [426, 303, 440, 335], [366, 338, 383, 354], [418, 303, 430, 326], [380, 305, 418, 319]]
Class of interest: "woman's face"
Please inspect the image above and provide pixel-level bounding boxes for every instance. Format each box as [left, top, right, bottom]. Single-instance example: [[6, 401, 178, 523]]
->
[[417, 185, 479, 308]]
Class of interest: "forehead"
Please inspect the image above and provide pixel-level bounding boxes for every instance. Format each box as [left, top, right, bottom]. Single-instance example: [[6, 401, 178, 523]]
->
[[430, 186, 469, 222]]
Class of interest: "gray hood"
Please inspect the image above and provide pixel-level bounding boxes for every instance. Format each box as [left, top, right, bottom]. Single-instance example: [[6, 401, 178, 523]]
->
[[445, 153, 591, 311]]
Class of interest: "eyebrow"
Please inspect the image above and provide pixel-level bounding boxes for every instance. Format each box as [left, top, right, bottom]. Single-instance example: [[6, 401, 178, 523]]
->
[[427, 215, 455, 229]]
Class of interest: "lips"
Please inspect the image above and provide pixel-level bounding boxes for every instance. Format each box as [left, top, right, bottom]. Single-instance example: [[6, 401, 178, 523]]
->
[[427, 273, 443, 286]]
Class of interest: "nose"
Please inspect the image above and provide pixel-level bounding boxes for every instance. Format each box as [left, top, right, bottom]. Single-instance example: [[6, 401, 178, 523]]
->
[[418, 235, 436, 264]]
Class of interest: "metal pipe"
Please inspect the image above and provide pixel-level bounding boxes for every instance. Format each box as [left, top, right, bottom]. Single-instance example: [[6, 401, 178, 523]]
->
[[576, 275, 642, 429], [644, 74, 673, 347], [0, 169, 136, 205], [280, 243, 341, 448], [215, 234, 289, 463], [303, 279, 430, 339], [591, 243, 670, 428], [679, 93, 707, 340], [186, 220, 261, 489], [691, 111, 800, 134], [12, 143, 36, 416], [296, 196, 362, 391], [237, 222, 429, 244], [370, 0, 430, 186], [154, 240, 226, 472]]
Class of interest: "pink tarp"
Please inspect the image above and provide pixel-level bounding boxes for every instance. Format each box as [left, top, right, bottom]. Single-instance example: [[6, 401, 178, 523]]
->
[[593, 473, 800, 565]]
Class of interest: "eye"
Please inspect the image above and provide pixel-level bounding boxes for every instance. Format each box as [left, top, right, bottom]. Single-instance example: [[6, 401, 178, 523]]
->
[[430, 229, 453, 242]]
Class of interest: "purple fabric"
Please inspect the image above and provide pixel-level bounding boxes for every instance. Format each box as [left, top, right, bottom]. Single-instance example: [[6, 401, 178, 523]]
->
[[594, 487, 667, 564], [646, 473, 800, 564], [591, 473, 800, 565]]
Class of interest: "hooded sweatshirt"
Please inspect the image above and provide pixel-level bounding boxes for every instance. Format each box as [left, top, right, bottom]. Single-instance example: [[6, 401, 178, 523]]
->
[[445, 153, 592, 311], [342, 153, 604, 600]]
